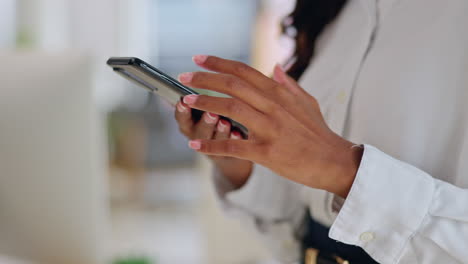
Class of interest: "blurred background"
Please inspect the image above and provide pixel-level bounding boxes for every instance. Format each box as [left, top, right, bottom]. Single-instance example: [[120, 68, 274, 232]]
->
[[0, 0, 294, 263]]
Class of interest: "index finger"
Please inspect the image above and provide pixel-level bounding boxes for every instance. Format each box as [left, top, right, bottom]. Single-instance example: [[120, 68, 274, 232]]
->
[[178, 71, 275, 114], [193, 55, 276, 91]]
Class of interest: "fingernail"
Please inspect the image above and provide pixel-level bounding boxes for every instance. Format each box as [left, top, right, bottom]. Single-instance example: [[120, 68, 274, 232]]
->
[[188, 140, 201, 150], [193, 55, 208, 65], [204, 112, 218, 124], [183, 94, 198, 105], [177, 102, 189, 113], [217, 119, 229, 132], [178, 72, 194, 83], [273, 64, 286, 84], [230, 131, 241, 140]]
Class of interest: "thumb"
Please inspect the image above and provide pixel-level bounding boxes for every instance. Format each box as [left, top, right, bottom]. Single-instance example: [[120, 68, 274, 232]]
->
[[272, 64, 303, 95]]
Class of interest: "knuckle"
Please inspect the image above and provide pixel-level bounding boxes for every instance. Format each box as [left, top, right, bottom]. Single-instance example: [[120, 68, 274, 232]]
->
[[276, 84, 290, 98], [233, 62, 248, 76], [273, 84, 291, 100], [224, 77, 241, 92], [206, 56, 218, 67], [226, 100, 242, 116], [272, 83, 283, 92], [191, 72, 204, 84], [224, 142, 239, 155], [174, 107, 183, 119], [174, 111, 187, 122], [226, 142, 236, 153], [202, 142, 213, 153], [195, 95, 209, 107], [178, 126, 191, 137], [198, 128, 215, 140], [258, 95, 280, 113], [269, 103, 283, 116]]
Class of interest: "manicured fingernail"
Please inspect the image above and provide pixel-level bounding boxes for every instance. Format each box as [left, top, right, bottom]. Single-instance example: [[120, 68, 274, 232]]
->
[[183, 94, 198, 105], [188, 140, 201, 150], [204, 112, 218, 124], [193, 55, 208, 65], [177, 102, 189, 113], [273, 64, 286, 84], [178, 72, 194, 83], [230, 131, 241, 140], [217, 119, 229, 132]]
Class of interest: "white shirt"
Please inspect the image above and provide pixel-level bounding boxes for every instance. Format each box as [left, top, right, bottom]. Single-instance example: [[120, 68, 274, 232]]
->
[[213, 0, 468, 263]]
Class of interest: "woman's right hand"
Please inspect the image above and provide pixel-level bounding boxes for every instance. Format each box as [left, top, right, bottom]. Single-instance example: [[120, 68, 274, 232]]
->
[[174, 101, 253, 188]]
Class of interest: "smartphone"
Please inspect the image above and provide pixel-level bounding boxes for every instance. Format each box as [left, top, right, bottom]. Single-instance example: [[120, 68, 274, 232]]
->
[[106, 57, 248, 137]]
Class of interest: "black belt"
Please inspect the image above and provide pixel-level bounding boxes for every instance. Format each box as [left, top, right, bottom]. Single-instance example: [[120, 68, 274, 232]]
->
[[301, 211, 379, 264]]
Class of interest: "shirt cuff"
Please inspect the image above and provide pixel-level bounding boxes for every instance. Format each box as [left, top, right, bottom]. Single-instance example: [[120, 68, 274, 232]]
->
[[329, 144, 436, 264]]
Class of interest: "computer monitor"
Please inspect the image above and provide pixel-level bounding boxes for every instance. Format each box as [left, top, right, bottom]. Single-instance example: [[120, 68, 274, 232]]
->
[[0, 52, 109, 264]]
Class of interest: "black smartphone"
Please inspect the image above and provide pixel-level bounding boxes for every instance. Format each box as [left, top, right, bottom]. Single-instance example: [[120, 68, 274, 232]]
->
[[106, 57, 248, 137]]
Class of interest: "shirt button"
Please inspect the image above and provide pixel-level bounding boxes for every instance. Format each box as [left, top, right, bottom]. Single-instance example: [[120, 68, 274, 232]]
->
[[337, 90, 347, 104], [359, 232, 375, 242]]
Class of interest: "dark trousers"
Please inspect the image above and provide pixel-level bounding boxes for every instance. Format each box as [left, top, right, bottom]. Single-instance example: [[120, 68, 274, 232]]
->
[[301, 212, 379, 264]]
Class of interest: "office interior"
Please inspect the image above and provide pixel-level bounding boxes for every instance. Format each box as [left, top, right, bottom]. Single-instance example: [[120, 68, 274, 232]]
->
[[0, 0, 294, 264]]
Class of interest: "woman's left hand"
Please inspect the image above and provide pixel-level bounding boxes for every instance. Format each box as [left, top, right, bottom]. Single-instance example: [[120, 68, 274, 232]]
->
[[178, 55, 363, 198]]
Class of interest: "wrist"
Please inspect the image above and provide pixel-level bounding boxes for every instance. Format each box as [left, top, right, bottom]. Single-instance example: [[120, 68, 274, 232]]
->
[[325, 140, 364, 198], [214, 159, 253, 189]]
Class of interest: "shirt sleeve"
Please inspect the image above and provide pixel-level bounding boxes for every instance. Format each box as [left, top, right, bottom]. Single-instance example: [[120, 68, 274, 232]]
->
[[212, 163, 306, 263], [329, 144, 468, 264]]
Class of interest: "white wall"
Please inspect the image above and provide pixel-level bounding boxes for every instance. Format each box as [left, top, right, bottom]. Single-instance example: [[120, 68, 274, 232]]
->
[[8, 1, 155, 262], [0, 0, 16, 49], [16, 0, 153, 56], [14, 0, 155, 111]]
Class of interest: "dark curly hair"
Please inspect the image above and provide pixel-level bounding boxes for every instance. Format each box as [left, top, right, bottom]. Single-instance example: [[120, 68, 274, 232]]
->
[[282, 0, 348, 80]]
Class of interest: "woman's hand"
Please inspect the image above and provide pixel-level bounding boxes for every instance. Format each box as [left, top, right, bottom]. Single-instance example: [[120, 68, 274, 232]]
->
[[178, 55, 363, 198], [174, 97, 253, 189]]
